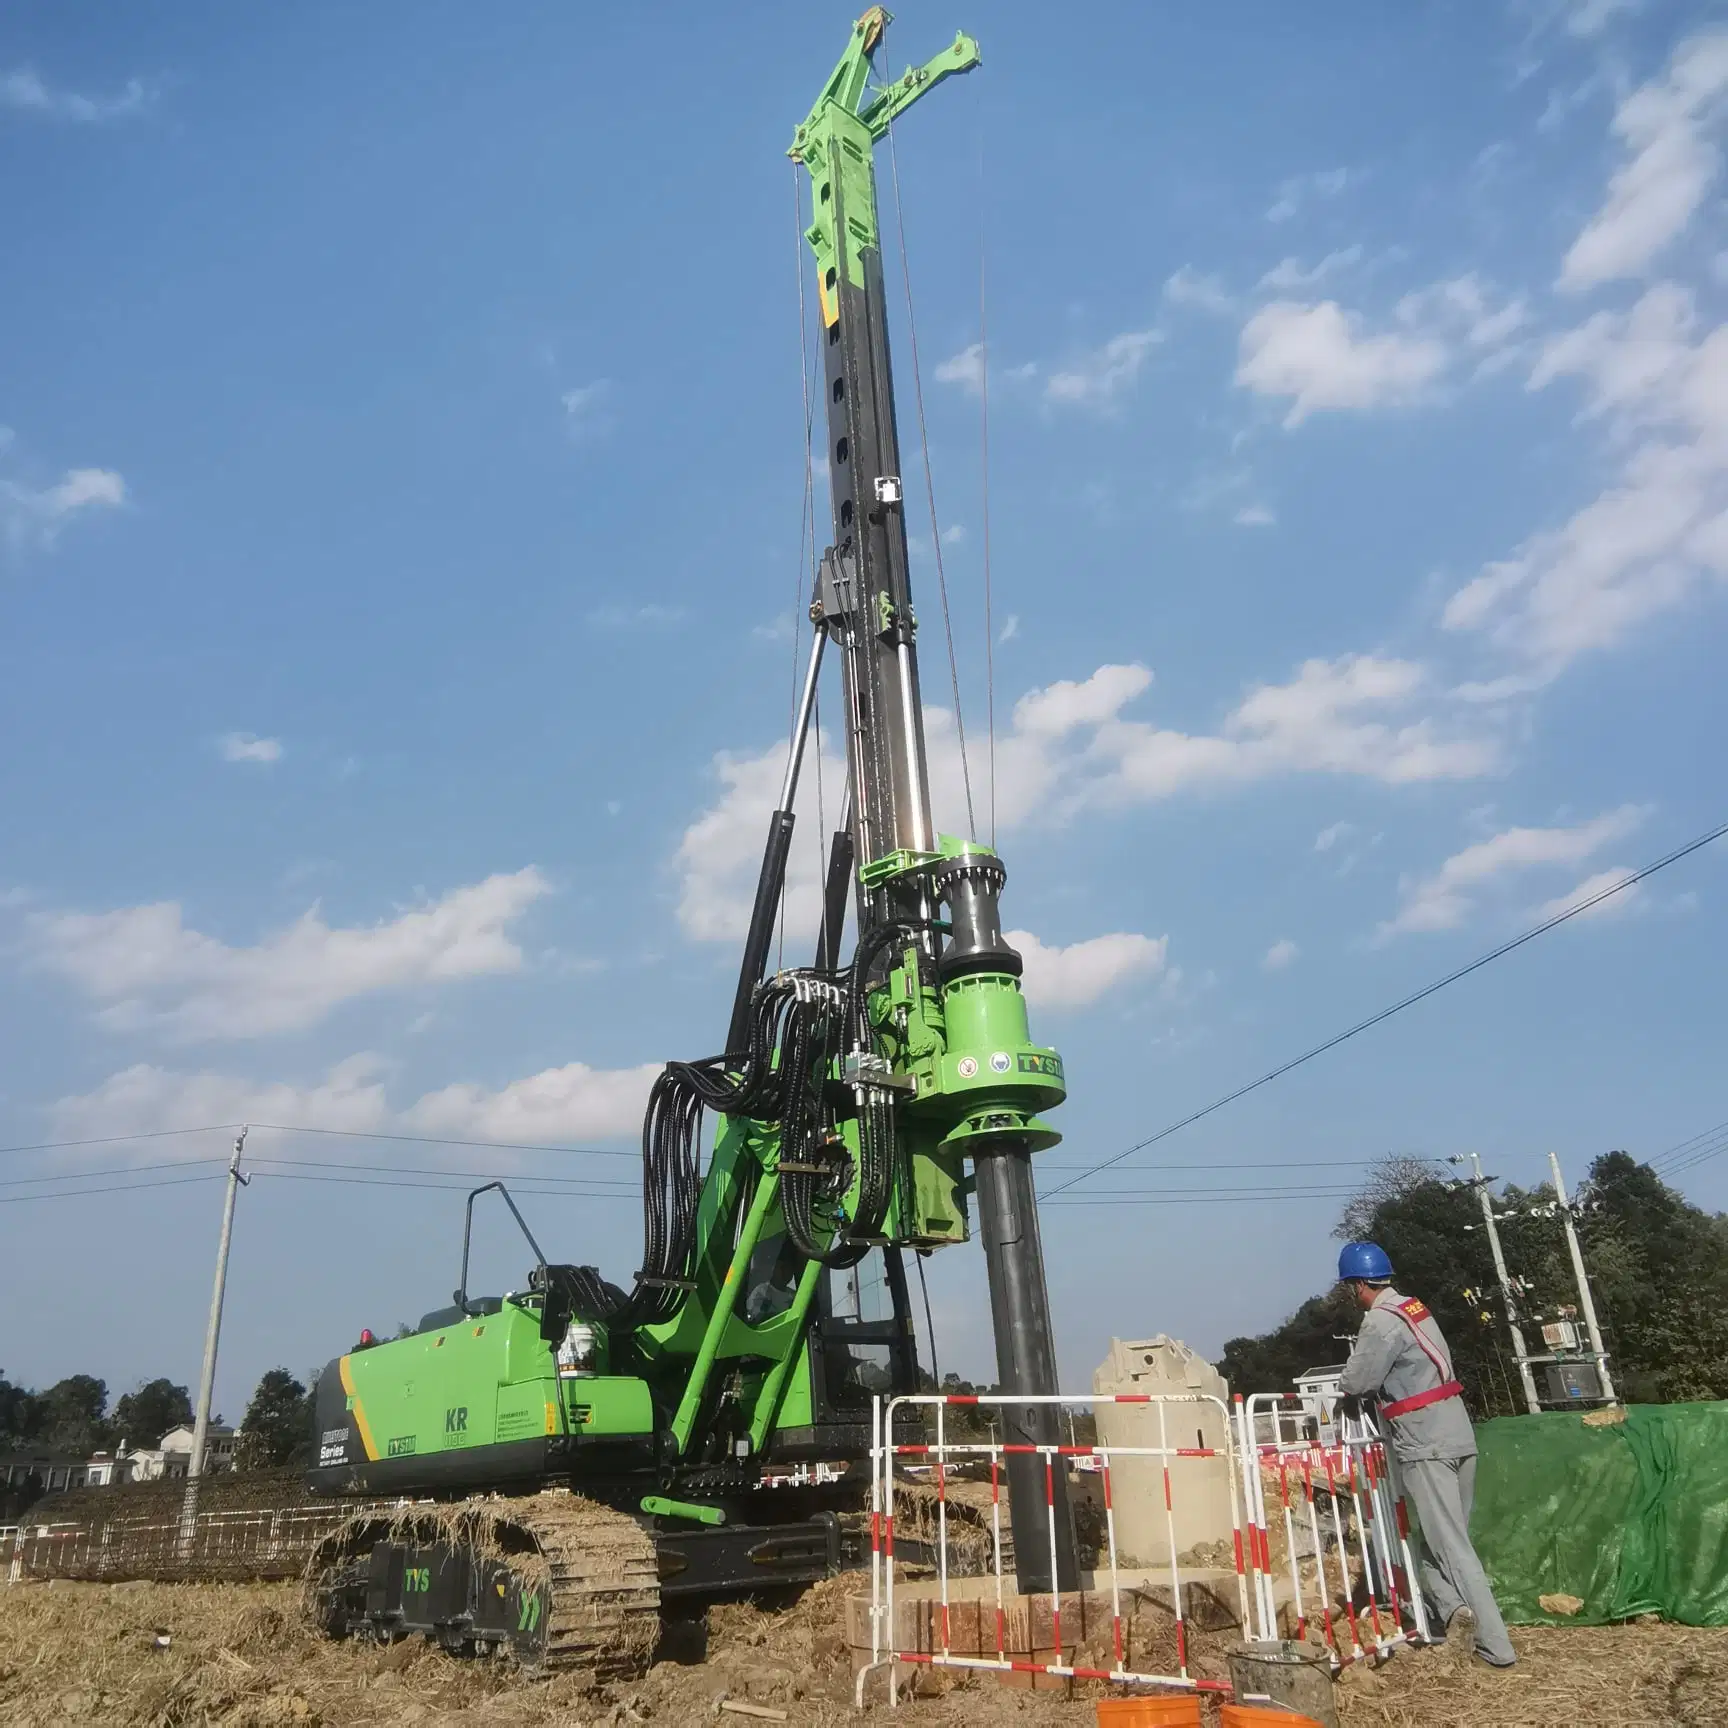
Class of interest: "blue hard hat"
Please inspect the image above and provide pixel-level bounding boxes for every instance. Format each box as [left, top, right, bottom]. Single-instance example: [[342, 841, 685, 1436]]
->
[[1338, 1241, 1394, 1282]]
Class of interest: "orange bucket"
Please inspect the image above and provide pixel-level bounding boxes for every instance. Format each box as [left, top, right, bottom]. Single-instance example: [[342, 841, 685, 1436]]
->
[[1221, 1707, 1324, 1727], [1096, 1694, 1204, 1727]]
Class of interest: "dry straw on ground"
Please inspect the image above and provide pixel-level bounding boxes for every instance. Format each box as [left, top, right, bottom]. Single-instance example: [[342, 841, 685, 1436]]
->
[[2, 1575, 1725, 1726]]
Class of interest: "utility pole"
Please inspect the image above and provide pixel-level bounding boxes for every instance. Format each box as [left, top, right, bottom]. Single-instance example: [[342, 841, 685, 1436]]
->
[[178, 1127, 249, 1554], [1459, 1153, 1541, 1415], [1549, 1151, 1618, 1405]]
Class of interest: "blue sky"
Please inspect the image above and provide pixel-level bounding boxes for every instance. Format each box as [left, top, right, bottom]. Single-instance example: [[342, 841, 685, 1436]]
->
[[3, 0, 1727, 1422]]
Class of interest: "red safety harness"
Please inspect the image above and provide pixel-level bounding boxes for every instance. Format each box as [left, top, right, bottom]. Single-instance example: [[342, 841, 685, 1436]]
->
[[1378, 1296, 1465, 1420]]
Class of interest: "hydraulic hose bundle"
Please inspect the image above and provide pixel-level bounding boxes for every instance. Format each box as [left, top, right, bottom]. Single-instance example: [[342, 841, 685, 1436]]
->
[[572, 918, 928, 1324], [778, 917, 924, 1268]]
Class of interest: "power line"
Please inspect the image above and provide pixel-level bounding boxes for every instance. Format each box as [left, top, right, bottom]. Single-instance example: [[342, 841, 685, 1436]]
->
[[0, 1158, 226, 1188], [1659, 1129, 1728, 1179], [1040, 1156, 1425, 1174], [245, 1123, 637, 1159], [251, 1171, 635, 1200], [249, 1155, 637, 1187], [0, 1125, 234, 1159], [0, 1173, 226, 1206], [1043, 1183, 1368, 1199], [1652, 1117, 1728, 1174], [1044, 1190, 1361, 1208], [0, 1121, 640, 1163], [0, 1163, 639, 1208], [1044, 815, 1728, 1199]]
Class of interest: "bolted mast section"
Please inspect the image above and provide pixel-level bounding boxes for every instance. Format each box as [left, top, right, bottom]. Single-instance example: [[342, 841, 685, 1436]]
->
[[790, 9, 1079, 1594], [793, 7, 964, 890]]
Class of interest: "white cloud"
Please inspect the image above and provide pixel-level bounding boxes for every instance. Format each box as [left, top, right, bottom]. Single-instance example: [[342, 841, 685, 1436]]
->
[[1258, 248, 1363, 292], [1045, 330, 1163, 410], [936, 346, 1036, 396], [1314, 821, 1354, 853], [1379, 806, 1645, 937], [1163, 267, 1235, 314], [1564, 0, 1640, 36], [28, 868, 551, 1040], [2, 464, 125, 550], [999, 613, 1021, 643], [675, 658, 1496, 941], [1237, 275, 1524, 427], [1559, 32, 1728, 291], [1445, 282, 1728, 680], [1236, 301, 1447, 425], [560, 380, 612, 436], [50, 1050, 655, 1155], [50, 1054, 394, 1148], [935, 343, 985, 394], [674, 737, 844, 943], [0, 66, 155, 124], [992, 656, 1497, 817], [1006, 929, 1168, 1010], [406, 1060, 660, 1143], [1262, 938, 1300, 971], [1396, 274, 1529, 350], [1266, 168, 1351, 224], [219, 732, 283, 765], [1235, 504, 1276, 528], [1532, 866, 1642, 922]]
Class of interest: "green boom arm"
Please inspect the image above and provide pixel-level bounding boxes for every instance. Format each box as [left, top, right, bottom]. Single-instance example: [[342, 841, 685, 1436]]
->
[[788, 7, 980, 329], [788, 7, 980, 157]]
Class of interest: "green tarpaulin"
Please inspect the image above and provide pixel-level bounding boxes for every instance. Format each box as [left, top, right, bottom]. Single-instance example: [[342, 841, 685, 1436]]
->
[[1468, 1401, 1728, 1626]]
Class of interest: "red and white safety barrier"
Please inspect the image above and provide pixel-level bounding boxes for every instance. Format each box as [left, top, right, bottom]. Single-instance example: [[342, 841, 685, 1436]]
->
[[1232, 1392, 1431, 1664], [858, 1391, 1250, 1708]]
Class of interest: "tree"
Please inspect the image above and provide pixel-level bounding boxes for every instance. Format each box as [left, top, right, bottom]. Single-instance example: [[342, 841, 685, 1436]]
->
[[1568, 1152, 1728, 1402], [1334, 1154, 1440, 1246], [0, 1370, 44, 1448], [1218, 1151, 1728, 1413], [111, 1379, 193, 1449], [236, 1368, 315, 1469], [37, 1375, 111, 1455], [1220, 1288, 1361, 1396]]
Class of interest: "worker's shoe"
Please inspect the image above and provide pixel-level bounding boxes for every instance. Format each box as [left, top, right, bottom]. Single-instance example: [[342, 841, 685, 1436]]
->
[[1444, 1607, 1477, 1660]]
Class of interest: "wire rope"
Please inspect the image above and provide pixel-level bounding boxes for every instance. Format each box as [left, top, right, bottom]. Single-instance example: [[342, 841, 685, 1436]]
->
[[781, 162, 821, 972], [977, 85, 997, 847], [1044, 815, 1728, 1198], [885, 110, 976, 840]]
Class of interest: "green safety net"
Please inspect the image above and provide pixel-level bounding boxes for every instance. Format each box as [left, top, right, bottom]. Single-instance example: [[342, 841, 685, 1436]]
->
[[1467, 1401, 1728, 1625]]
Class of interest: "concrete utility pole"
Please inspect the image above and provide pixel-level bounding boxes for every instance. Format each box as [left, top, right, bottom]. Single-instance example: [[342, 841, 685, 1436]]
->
[[1464, 1152, 1542, 1416], [178, 1127, 248, 1553], [1549, 1151, 1618, 1405]]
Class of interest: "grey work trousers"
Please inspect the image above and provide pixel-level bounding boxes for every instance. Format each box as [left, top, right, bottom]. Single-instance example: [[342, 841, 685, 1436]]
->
[[1399, 1453, 1516, 1665]]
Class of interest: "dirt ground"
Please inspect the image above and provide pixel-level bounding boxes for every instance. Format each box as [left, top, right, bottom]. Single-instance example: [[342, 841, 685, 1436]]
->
[[2, 1575, 1725, 1728]]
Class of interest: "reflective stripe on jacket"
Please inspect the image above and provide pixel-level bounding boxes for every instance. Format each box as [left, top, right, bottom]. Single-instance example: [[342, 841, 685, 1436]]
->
[[1338, 1287, 1476, 1461]]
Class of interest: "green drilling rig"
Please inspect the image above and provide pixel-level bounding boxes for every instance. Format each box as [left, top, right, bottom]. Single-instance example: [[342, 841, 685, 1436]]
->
[[306, 8, 1078, 1672]]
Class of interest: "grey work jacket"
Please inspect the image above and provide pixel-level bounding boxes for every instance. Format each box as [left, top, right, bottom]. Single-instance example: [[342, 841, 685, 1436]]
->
[[1338, 1287, 1476, 1462]]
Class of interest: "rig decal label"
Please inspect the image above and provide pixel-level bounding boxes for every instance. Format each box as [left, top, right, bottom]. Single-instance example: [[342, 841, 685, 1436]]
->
[[336, 1356, 379, 1461], [443, 1406, 469, 1444], [988, 1051, 1012, 1073], [386, 1434, 417, 1458], [1017, 1052, 1064, 1079], [956, 1056, 978, 1078]]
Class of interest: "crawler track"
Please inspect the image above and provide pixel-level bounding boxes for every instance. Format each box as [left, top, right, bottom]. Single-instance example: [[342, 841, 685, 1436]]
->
[[307, 1489, 660, 1677]]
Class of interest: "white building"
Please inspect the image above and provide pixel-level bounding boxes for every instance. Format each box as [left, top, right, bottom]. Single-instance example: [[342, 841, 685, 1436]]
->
[[134, 1425, 237, 1480]]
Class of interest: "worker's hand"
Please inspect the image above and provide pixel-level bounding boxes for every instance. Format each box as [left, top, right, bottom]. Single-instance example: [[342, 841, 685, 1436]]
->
[[1337, 1394, 1368, 1422]]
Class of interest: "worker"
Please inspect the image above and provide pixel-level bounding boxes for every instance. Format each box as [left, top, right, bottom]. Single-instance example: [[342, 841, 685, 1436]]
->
[[1336, 1241, 1516, 1667]]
